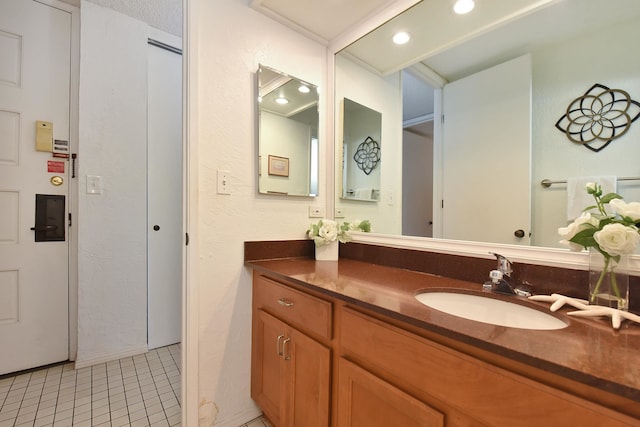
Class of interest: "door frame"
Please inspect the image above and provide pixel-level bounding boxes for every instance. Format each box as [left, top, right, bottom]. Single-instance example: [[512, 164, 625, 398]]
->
[[33, 0, 80, 363]]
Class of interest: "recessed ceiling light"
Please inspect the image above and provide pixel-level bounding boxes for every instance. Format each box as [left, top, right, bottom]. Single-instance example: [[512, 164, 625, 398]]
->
[[392, 31, 410, 45], [453, 0, 475, 14], [275, 97, 289, 105], [298, 85, 310, 93]]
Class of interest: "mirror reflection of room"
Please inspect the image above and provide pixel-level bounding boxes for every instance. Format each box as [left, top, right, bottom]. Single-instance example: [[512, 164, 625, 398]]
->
[[336, 0, 640, 247], [257, 65, 319, 197]]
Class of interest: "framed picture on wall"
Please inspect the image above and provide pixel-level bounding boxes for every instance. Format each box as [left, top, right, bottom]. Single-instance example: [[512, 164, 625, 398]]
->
[[268, 155, 289, 177]]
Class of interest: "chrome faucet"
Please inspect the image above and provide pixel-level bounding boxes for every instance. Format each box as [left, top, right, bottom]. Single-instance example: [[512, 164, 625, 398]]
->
[[483, 252, 531, 297]]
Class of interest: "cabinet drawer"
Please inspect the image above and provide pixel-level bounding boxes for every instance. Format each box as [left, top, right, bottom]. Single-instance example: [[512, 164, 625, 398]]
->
[[337, 358, 444, 427], [254, 273, 332, 340], [340, 307, 636, 426]]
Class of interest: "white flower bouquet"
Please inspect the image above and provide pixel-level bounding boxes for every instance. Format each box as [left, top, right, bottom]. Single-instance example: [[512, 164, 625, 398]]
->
[[306, 219, 371, 247], [558, 182, 640, 304]]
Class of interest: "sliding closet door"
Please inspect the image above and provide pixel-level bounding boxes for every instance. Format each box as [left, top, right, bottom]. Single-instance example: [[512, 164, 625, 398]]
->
[[147, 41, 182, 349]]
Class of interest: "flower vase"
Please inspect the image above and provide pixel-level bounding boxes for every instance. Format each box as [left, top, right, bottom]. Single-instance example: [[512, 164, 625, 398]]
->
[[588, 249, 629, 311], [315, 240, 339, 261]]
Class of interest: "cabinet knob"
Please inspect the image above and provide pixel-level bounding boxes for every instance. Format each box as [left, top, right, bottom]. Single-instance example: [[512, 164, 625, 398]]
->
[[278, 298, 294, 307], [514, 229, 525, 238]]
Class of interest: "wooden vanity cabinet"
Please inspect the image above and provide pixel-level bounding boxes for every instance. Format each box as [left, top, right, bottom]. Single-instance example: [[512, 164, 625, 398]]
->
[[339, 306, 637, 427], [251, 273, 332, 427], [251, 271, 638, 427]]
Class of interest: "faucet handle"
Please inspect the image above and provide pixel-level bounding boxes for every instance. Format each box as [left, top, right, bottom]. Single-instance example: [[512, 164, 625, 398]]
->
[[488, 269, 503, 283], [489, 252, 513, 275]]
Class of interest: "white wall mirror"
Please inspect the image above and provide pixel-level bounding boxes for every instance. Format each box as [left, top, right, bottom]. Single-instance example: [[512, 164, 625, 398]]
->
[[340, 98, 382, 202], [258, 64, 319, 197], [335, 0, 640, 248]]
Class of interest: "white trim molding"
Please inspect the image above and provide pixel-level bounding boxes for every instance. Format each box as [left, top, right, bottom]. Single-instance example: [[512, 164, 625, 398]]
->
[[351, 232, 640, 275]]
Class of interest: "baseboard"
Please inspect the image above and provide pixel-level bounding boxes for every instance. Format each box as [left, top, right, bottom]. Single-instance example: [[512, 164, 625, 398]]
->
[[73, 344, 149, 369], [214, 409, 263, 427]]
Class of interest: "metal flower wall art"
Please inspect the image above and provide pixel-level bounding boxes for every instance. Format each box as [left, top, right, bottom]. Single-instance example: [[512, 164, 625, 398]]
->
[[555, 83, 640, 152], [353, 136, 381, 175]]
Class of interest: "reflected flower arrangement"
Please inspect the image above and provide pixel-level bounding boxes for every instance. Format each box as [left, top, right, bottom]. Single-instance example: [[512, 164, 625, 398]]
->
[[555, 83, 640, 152]]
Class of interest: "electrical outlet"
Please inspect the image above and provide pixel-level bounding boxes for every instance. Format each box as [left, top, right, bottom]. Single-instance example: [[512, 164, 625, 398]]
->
[[335, 207, 346, 218], [217, 169, 231, 194], [308, 206, 324, 218]]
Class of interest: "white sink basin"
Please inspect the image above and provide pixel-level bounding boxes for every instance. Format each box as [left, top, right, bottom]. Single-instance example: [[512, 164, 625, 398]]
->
[[415, 291, 568, 330]]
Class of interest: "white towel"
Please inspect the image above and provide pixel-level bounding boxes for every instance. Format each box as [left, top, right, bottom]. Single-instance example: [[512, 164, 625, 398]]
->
[[355, 188, 372, 200], [566, 176, 617, 220]]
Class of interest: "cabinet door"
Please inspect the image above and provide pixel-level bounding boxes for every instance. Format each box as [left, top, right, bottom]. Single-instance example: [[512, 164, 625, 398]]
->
[[337, 358, 444, 427], [284, 327, 331, 427], [252, 309, 286, 426]]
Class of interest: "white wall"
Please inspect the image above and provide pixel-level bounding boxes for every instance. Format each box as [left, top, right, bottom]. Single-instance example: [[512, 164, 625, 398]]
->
[[532, 17, 640, 247], [189, 0, 327, 425], [76, 1, 149, 366], [335, 54, 403, 234], [259, 111, 311, 196]]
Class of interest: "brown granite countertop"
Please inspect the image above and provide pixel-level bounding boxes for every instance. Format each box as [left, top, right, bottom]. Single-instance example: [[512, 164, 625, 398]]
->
[[246, 257, 640, 403]]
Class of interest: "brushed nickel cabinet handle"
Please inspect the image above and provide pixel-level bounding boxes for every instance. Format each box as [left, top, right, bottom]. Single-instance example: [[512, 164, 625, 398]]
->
[[277, 298, 294, 307], [276, 334, 285, 356], [281, 337, 291, 360]]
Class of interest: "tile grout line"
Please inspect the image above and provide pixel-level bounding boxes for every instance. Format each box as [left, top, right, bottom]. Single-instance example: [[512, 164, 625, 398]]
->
[[117, 357, 131, 426], [136, 350, 153, 426], [49, 366, 65, 425], [0, 376, 15, 413]]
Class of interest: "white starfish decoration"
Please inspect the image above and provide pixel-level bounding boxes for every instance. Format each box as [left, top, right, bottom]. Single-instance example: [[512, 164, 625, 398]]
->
[[528, 293, 591, 311], [528, 293, 640, 330]]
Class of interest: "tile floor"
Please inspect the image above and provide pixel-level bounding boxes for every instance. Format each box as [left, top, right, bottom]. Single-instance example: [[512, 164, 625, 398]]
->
[[240, 416, 271, 427], [0, 344, 181, 427]]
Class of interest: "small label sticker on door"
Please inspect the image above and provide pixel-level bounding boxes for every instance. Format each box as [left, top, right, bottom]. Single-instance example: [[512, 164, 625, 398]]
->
[[47, 160, 65, 173], [53, 140, 69, 157]]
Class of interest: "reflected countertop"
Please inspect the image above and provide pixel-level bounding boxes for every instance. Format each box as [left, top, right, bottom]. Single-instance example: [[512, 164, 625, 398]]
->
[[246, 257, 640, 403]]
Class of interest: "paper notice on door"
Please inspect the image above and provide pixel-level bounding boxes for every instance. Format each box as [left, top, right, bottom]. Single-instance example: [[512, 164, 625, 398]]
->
[[36, 121, 53, 152], [47, 160, 65, 173]]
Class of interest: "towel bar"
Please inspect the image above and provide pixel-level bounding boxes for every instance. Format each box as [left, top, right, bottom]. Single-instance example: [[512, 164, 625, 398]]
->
[[541, 177, 640, 188]]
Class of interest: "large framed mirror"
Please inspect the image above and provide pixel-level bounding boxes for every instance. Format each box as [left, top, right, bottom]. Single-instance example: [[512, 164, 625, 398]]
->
[[258, 64, 319, 197], [335, 0, 640, 249]]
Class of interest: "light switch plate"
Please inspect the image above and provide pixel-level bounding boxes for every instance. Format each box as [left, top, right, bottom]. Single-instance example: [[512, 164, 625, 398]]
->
[[86, 175, 102, 194], [217, 170, 231, 194]]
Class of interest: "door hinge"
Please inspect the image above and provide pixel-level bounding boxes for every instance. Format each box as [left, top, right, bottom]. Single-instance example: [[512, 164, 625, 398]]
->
[[68, 212, 72, 227], [185, 232, 189, 246]]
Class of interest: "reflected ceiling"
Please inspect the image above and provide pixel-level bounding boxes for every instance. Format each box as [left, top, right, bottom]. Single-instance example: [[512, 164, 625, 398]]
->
[[259, 66, 318, 126], [342, 0, 639, 80]]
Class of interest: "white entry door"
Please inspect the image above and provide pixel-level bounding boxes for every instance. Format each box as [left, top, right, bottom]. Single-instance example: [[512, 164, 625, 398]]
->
[[441, 54, 532, 245], [0, 0, 71, 374], [147, 41, 182, 349]]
